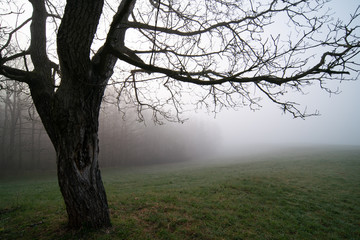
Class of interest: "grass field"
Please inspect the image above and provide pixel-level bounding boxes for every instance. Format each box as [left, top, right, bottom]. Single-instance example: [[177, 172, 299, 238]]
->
[[1, 146, 360, 239]]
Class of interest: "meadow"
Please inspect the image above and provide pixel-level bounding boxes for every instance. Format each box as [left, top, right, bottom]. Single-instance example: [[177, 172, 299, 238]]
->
[[1, 146, 359, 239]]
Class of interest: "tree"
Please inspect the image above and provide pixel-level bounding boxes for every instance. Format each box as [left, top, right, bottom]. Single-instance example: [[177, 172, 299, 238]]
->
[[0, 83, 55, 171], [0, 0, 359, 228], [0, 80, 32, 170]]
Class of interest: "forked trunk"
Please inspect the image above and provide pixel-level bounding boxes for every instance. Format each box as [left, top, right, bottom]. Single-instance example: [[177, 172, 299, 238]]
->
[[23, 0, 127, 229]]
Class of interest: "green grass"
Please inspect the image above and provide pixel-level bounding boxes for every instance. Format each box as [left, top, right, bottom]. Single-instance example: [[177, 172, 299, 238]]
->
[[1, 146, 360, 239]]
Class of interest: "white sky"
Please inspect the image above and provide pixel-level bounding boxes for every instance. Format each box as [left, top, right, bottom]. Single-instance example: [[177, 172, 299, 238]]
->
[[176, 0, 360, 157]]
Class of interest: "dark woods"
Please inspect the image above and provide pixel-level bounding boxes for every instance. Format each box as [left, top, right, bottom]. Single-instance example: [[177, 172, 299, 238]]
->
[[0, 86, 212, 173]]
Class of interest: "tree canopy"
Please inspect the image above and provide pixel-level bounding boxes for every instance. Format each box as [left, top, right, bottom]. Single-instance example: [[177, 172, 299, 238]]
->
[[1, 0, 359, 122]]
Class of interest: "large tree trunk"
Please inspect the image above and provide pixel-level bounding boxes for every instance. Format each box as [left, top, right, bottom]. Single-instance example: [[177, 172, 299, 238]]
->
[[30, 79, 111, 228], [55, 86, 110, 228], [57, 146, 110, 228], [56, 119, 110, 228], [26, 0, 132, 229]]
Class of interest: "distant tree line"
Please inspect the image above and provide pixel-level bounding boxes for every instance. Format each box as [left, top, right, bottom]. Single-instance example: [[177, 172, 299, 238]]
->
[[0, 83, 214, 172], [0, 81, 54, 172]]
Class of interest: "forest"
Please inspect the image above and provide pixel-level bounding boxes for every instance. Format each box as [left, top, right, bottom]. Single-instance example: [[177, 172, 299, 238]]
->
[[0, 82, 216, 172]]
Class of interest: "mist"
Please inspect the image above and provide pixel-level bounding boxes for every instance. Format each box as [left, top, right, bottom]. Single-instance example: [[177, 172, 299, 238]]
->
[[0, 92, 221, 173], [1, 73, 359, 174], [203, 83, 360, 160], [97, 102, 220, 167], [1, 0, 359, 175]]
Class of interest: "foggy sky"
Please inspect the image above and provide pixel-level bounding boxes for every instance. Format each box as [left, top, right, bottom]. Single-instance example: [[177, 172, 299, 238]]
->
[[173, 1, 360, 158], [217, 1, 360, 147], [198, 78, 360, 156]]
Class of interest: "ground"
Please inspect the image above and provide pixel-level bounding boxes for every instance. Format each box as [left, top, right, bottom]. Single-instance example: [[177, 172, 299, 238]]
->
[[1, 145, 359, 239]]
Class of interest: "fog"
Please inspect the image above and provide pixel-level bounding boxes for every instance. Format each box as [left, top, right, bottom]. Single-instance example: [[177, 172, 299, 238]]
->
[[2, 78, 358, 173], [139, 76, 360, 162], [207, 79, 360, 158], [193, 0, 360, 159], [97, 103, 221, 167], [1, 1, 359, 174]]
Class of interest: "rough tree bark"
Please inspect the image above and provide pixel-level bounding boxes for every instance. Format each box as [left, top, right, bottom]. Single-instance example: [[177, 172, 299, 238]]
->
[[26, 0, 117, 228], [53, 85, 110, 228], [22, 0, 136, 228], [29, 77, 111, 228]]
